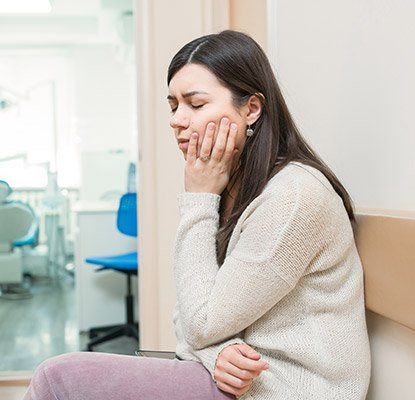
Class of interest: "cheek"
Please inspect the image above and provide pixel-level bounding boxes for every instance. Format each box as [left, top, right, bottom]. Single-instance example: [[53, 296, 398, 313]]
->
[[190, 116, 216, 145], [235, 131, 246, 151], [190, 121, 207, 146], [190, 111, 244, 148], [229, 118, 246, 150]]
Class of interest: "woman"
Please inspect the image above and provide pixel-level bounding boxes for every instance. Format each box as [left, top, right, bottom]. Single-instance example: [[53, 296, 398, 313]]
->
[[24, 30, 370, 400]]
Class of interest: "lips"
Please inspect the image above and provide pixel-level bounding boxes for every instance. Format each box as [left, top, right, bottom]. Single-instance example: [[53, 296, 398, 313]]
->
[[178, 140, 189, 151], [177, 137, 190, 151]]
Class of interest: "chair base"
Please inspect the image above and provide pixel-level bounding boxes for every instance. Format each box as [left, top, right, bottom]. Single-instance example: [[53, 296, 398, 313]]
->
[[86, 322, 139, 351], [84, 267, 138, 351]]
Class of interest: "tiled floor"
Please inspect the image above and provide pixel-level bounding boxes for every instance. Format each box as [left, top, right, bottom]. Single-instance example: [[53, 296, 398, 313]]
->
[[0, 275, 137, 372]]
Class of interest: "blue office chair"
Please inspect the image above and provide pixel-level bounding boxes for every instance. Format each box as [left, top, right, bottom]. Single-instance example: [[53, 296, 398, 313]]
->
[[85, 192, 139, 351]]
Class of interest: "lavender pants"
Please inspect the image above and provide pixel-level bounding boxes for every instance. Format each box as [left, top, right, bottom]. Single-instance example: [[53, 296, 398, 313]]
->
[[23, 352, 235, 400]]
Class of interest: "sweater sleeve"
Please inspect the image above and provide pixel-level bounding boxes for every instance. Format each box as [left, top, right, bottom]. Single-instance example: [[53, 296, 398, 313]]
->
[[173, 302, 245, 381], [191, 337, 245, 381], [173, 176, 328, 350]]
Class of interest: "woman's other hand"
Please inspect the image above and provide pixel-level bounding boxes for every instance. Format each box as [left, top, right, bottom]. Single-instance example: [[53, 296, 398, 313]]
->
[[214, 343, 269, 398]]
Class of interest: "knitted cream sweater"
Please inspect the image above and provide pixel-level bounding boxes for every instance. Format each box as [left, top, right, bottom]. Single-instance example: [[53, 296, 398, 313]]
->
[[172, 161, 371, 399]]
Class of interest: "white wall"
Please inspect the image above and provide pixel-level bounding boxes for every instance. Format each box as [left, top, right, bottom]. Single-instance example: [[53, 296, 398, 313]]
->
[[270, 0, 415, 211], [69, 45, 136, 155], [0, 44, 136, 190], [268, 1, 415, 398], [366, 310, 415, 399], [0, 49, 71, 187], [68, 44, 137, 197]]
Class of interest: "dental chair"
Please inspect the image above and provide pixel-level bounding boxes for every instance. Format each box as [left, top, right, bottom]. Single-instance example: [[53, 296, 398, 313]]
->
[[0, 180, 36, 299]]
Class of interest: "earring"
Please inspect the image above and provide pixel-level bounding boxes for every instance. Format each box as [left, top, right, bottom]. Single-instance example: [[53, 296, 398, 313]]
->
[[246, 125, 254, 137]]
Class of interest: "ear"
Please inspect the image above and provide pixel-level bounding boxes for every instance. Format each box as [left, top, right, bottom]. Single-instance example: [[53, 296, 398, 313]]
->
[[244, 93, 263, 126]]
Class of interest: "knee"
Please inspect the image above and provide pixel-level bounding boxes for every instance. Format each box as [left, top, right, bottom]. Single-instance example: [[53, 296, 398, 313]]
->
[[26, 353, 79, 399], [32, 352, 85, 387], [38, 352, 83, 372]]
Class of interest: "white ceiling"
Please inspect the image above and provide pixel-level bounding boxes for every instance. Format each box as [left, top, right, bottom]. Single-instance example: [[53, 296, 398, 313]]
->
[[48, 0, 102, 16], [48, 0, 132, 17], [0, 0, 134, 46]]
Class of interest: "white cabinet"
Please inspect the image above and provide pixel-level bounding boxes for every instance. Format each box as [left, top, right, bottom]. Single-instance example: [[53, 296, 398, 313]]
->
[[73, 202, 137, 332]]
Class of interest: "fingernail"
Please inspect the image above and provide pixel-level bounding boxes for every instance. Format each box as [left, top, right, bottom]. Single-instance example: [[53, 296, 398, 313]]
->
[[230, 123, 237, 130], [208, 122, 215, 130], [222, 117, 229, 124], [263, 363, 270, 369]]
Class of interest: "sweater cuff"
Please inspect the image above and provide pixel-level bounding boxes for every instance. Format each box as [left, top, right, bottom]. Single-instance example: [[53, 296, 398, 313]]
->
[[199, 338, 245, 382], [177, 192, 221, 215]]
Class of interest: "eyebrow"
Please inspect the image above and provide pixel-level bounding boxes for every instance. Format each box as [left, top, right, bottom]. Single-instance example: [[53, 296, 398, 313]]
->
[[167, 90, 209, 101]]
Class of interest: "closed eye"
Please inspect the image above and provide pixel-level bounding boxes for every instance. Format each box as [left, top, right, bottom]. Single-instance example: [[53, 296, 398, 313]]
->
[[191, 104, 204, 110], [170, 104, 204, 114]]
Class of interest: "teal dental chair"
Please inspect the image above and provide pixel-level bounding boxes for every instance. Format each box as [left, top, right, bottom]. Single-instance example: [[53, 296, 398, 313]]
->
[[0, 180, 38, 299]]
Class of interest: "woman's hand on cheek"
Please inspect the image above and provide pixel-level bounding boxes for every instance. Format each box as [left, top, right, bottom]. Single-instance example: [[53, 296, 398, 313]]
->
[[196, 119, 219, 158], [184, 117, 238, 195]]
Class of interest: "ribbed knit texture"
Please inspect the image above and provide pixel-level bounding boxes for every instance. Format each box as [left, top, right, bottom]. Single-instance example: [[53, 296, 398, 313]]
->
[[172, 161, 371, 399]]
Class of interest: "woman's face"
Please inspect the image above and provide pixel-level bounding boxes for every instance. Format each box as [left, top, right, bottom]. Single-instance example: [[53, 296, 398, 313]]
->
[[168, 63, 248, 160]]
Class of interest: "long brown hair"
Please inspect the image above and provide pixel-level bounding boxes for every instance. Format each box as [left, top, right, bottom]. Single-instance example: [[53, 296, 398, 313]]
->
[[167, 30, 356, 266]]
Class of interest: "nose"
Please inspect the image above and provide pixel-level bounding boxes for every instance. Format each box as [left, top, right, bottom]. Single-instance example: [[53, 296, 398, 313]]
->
[[169, 106, 190, 130]]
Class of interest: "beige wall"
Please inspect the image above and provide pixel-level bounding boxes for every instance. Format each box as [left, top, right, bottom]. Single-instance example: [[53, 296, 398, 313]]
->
[[136, 0, 211, 350], [229, 0, 267, 50], [135, 0, 268, 350]]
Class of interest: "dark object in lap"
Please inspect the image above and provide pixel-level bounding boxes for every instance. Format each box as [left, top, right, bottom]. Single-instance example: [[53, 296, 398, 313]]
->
[[135, 349, 180, 360]]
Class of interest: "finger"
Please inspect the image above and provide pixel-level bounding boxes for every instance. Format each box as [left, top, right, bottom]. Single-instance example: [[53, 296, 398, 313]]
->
[[200, 122, 215, 159], [219, 360, 261, 381], [196, 129, 204, 158], [222, 122, 238, 165], [228, 352, 269, 372], [215, 370, 252, 389], [196, 133, 202, 159], [211, 117, 229, 161], [238, 344, 261, 360], [215, 380, 250, 398], [186, 133, 198, 163]]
